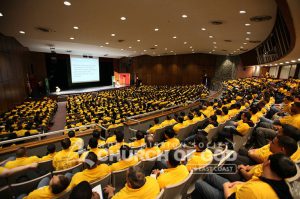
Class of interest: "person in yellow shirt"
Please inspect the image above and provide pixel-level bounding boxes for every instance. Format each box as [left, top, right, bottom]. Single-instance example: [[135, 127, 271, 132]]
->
[[183, 113, 196, 126], [152, 149, 189, 189], [227, 103, 241, 118], [108, 131, 128, 154], [104, 166, 160, 199], [110, 145, 139, 172], [147, 118, 162, 134], [92, 130, 106, 147], [106, 132, 117, 144], [69, 181, 101, 199], [0, 162, 38, 178], [80, 138, 108, 161], [137, 134, 161, 160], [68, 131, 84, 152], [52, 138, 79, 170], [5, 147, 40, 169], [192, 110, 205, 123], [129, 131, 146, 148], [23, 175, 70, 199], [160, 129, 180, 151], [173, 116, 187, 134], [160, 115, 177, 128], [223, 154, 296, 199], [69, 152, 111, 188], [40, 144, 57, 161], [186, 134, 213, 171]]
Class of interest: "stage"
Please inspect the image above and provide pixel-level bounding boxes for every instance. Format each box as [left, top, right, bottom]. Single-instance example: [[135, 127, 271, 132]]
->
[[50, 85, 127, 96]]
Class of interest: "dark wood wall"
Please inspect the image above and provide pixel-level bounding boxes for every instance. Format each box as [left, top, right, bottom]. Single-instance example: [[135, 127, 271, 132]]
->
[[0, 34, 29, 114], [120, 54, 218, 85]]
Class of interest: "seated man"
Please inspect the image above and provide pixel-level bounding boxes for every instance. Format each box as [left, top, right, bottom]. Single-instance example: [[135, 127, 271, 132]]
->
[[69, 152, 111, 188], [110, 145, 139, 172], [23, 175, 70, 199], [183, 113, 196, 126], [108, 131, 128, 154], [80, 138, 108, 161], [0, 163, 38, 178], [160, 115, 177, 128], [106, 131, 117, 144], [40, 144, 57, 161], [186, 134, 213, 171], [52, 138, 79, 170], [69, 181, 100, 199], [173, 116, 186, 133], [92, 129, 105, 146], [160, 129, 180, 152], [152, 149, 189, 189], [104, 166, 160, 199], [137, 134, 161, 160], [147, 118, 162, 134], [68, 131, 84, 152], [129, 130, 145, 148], [5, 147, 39, 169]]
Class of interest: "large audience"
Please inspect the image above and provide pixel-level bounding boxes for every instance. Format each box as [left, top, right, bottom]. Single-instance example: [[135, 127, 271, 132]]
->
[[0, 77, 300, 199]]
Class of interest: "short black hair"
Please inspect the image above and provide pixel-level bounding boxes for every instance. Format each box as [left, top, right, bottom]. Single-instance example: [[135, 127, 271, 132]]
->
[[88, 137, 98, 149], [154, 118, 159, 124], [269, 153, 297, 179], [136, 130, 144, 140], [69, 181, 92, 199], [92, 130, 100, 139], [177, 116, 184, 123], [68, 130, 75, 138], [250, 106, 258, 114], [51, 175, 70, 194], [165, 128, 175, 138], [222, 107, 228, 115], [47, 144, 56, 154], [282, 124, 300, 142], [120, 145, 131, 159], [194, 134, 208, 151], [277, 135, 298, 157], [61, 138, 71, 150], [243, 111, 252, 121], [145, 134, 155, 148], [16, 147, 26, 158], [168, 149, 181, 167], [85, 152, 98, 169], [188, 113, 193, 120], [127, 166, 146, 189], [116, 131, 124, 143]]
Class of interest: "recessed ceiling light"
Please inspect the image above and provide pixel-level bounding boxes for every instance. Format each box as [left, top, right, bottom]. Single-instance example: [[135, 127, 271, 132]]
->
[[0, 12, 3, 17], [154, 28, 159, 31], [120, 17, 126, 21], [189, 46, 193, 48], [121, 49, 124, 51], [247, 32, 251, 35], [246, 38, 250, 40], [170, 51, 174, 53], [239, 10, 246, 14], [214, 46, 217, 48], [298, 58, 300, 61], [111, 33, 116, 36], [144, 50, 147, 52], [240, 46, 244, 48], [209, 35, 213, 38], [243, 42, 247, 45], [69, 37, 74, 40], [129, 46, 132, 48], [165, 48, 167, 50], [184, 42, 187, 44], [245, 23, 251, 26], [291, 60, 296, 63], [213, 42, 217, 44], [173, 36, 177, 39], [285, 61, 290, 64], [100, 45, 103, 47], [275, 64, 278, 66], [64, 1, 71, 6], [73, 26, 79, 30], [137, 39, 141, 42], [154, 44, 158, 47], [212, 49, 215, 52], [19, 30, 25, 34], [105, 42, 109, 45], [201, 28, 206, 31], [280, 62, 283, 65], [182, 14, 188, 18]]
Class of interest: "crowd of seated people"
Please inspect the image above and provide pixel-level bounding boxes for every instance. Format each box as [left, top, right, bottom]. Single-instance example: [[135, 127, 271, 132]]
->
[[0, 77, 300, 199], [64, 85, 209, 131]]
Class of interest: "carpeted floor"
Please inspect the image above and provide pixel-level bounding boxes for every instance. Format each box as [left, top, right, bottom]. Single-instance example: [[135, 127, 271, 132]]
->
[[49, 101, 67, 132]]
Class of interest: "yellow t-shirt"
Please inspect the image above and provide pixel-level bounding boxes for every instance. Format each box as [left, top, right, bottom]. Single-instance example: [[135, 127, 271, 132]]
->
[[252, 144, 272, 162], [186, 149, 213, 171], [129, 139, 145, 148], [279, 114, 300, 129], [148, 124, 162, 134], [160, 138, 180, 151], [160, 119, 177, 127], [0, 167, 6, 174], [192, 115, 205, 123], [157, 165, 189, 189], [203, 124, 215, 133], [112, 176, 160, 199], [109, 142, 128, 154], [5, 156, 40, 169], [52, 149, 79, 170], [69, 164, 111, 188], [110, 156, 139, 172], [40, 152, 57, 162], [251, 115, 260, 124], [217, 115, 229, 124], [80, 148, 108, 161], [236, 120, 250, 136], [70, 137, 84, 151], [173, 123, 186, 134], [137, 146, 161, 160], [106, 135, 116, 144], [24, 186, 60, 199]]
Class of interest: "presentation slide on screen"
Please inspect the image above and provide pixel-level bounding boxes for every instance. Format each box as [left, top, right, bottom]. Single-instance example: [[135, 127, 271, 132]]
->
[[70, 56, 100, 83]]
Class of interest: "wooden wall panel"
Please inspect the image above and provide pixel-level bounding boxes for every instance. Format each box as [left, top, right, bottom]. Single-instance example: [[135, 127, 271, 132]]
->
[[0, 33, 29, 114]]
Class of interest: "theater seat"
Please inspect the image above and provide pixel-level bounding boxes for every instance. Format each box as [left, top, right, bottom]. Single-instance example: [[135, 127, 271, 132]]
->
[[0, 186, 12, 199], [142, 153, 163, 175], [90, 173, 111, 188], [52, 163, 83, 176], [37, 159, 54, 175]]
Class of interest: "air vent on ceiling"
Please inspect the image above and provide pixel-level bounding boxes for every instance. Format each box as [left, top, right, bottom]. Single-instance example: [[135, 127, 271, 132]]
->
[[118, 39, 125, 43], [224, 39, 232, 42], [221, 49, 227, 51], [240, 49, 248, 51], [249, 40, 261, 43], [35, 26, 56, 33], [210, 20, 224, 25], [66, 50, 72, 53], [250, 15, 272, 22], [150, 47, 156, 50], [104, 54, 108, 56]]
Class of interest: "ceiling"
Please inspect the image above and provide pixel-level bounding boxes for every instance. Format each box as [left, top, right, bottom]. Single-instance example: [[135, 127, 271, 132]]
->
[[0, 0, 277, 58]]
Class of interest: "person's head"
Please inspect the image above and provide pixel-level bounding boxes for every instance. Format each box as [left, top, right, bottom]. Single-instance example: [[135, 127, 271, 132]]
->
[[68, 130, 75, 138], [194, 134, 208, 152], [145, 134, 155, 148], [135, 130, 144, 141], [188, 113, 193, 120], [16, 147, 27, 158], [69, 181, 98, 199], [249, 106, 259, 114], [222, 107, 228, 115], [215, 109, 222, 116], [262, 153, 297, 179], [164, 128, 175, 139], [154, 118, 159, 124], [291, 102, 300, 114], [270, 135, 297, 156], [284, 96, 294, 103], [92, 130, 100, 139], [85, 152, 98, 169], [88, 137, 98, 149], [177, 116, 184, 123], [120, 145, 131, 159], [167, 150, 181, 168], [49, 175, 70, 195], [115, 131, 124, 143], [280, 124, 300, 142], [61, 138, 71, 150], [47, 144, 56, 154], [126, 166, 146, 189], [166, 115, 171, 120], [241, 111, 251, 122]]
